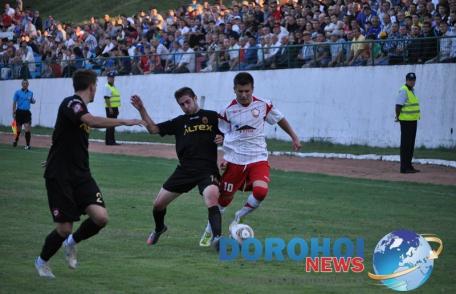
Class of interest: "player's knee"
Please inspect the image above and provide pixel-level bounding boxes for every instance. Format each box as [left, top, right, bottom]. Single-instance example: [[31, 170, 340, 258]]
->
[[56, 224, 72, 237], [253, 186, 268, 201], [203, 186, 219, 207], [153, 199, 167, 211], [92, 213, 109, 227]]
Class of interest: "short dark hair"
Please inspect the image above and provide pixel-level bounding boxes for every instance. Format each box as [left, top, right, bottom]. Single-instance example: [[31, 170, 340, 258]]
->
[[234, 72, 254, 86], [174, 87, 196, 100], [73, 69, 97, 92]]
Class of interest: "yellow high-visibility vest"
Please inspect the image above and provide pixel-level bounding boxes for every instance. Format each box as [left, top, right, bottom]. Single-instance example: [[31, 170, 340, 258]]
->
[[399, 85, 420, 121], [105, 84, 121, 108]]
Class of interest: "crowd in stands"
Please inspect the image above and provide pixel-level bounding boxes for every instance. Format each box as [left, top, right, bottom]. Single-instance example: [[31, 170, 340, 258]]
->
[[0, 0, 455, 79]]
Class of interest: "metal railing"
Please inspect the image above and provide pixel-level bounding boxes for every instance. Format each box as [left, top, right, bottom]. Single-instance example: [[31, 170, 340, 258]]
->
[[0, 36, 454, 80]]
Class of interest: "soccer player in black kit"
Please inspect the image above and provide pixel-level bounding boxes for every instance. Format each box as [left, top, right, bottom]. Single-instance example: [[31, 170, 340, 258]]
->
[[35, 70, 144, 278], [131, 87, 223, 250]]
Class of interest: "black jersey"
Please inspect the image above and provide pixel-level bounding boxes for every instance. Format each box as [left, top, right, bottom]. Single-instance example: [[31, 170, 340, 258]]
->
[[44, 95, 91, 180], [157, 109, 220, 171]]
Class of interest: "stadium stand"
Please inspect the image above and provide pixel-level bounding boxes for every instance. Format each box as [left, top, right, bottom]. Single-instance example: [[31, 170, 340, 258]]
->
[[0, 0, 455, 79]]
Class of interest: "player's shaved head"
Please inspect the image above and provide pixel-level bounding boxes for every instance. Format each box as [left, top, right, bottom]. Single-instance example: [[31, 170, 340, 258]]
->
[[234, 72, 254, 87]]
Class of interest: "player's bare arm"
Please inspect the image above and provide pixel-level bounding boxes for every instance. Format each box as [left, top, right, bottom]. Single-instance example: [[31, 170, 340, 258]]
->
[[277, 118, 301, 151], [130, 95, 160, 134], [81, 113, 145, 128]]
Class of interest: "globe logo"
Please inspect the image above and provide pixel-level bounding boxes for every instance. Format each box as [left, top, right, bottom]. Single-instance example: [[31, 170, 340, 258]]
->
[[368, 229, 443, 291]]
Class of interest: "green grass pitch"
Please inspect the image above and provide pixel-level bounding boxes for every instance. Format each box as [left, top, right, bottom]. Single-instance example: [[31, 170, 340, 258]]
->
[[0, 144, 454, 293]]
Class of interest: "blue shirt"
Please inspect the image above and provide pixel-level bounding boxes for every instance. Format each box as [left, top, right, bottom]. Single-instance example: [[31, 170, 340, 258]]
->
[[14, 89, 34, 110]]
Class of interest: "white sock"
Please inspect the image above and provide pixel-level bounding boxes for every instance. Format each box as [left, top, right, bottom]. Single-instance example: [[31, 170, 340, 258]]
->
[[235, 194, 261, 222], [65, 234, 76, 247], [205, 205, 225, 233], [36, 256, 46, 266]]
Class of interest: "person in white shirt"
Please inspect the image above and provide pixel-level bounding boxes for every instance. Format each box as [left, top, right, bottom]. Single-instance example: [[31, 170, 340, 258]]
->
[[200, 72, 301, 245], [173, 41, 195, 73], [228, 36, 241, 70]]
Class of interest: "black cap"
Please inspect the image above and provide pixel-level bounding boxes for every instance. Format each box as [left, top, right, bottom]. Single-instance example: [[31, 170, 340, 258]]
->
[[406, 72, 416, 80]]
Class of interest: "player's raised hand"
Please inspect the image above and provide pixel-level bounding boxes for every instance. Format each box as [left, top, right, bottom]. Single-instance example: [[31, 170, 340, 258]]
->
[[130, 95, 144, 111], [122, 119, 146, 126], [292, 138, 301, 151], [214, 134, 224, 145]]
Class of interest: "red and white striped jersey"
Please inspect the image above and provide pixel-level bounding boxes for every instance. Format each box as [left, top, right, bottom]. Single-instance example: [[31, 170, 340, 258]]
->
[[219, 96, 284, 165]]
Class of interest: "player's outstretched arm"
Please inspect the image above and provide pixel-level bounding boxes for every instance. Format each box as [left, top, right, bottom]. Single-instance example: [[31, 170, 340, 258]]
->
[[81, 113, 145, 128], [130, 95, 160, 134], [277, 118, 301, 151]]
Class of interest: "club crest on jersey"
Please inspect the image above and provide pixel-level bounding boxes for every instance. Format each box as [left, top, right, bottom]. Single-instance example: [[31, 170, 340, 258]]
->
[[202, 116, 208, 124], [251, 108, 260, 118], [72, 103, 83, 114]]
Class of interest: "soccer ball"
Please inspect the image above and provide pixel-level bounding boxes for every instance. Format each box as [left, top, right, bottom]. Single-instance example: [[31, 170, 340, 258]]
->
[[230, 223, 254, 244]]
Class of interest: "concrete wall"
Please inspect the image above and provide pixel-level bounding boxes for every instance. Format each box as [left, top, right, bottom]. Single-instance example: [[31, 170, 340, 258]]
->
[[1, 64, 455, 148]]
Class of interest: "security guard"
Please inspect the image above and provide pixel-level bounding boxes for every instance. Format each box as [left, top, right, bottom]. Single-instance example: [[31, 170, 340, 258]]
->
[[103, 72, 121, 145], [395, 72, 420, 173]]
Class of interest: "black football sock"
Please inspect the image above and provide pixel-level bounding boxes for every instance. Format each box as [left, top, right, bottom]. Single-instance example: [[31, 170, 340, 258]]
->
[[15, 131, 21, 142], [73, 218, 104, 243], [40, 229, 67, 261], [25, 131, 31, 145], [208, 206, 221, 237], [153, 207, 166, 232]]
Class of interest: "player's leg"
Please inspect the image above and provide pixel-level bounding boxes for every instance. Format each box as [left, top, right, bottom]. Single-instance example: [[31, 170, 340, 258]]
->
[[63, 179, 107, 269], [35, 222, 73, 278], [233, 161, 270, 223], [36, 178, 79, 277], [146, 188, 180, 245], [13, 120, 22, 147], [201, 184, 222, 249], [201, 163, 245, 246], [23, 121, 31, 149]]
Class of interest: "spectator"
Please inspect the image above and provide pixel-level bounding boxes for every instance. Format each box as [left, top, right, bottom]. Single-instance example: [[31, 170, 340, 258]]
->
[[328, 31, 346, 67], [420, 21, 438, 62], [307, 32, 331, 67], [174, 41, 195, 73], [427, 22, 456, 63], [298, 31, 314, 67], [228, 35, 240, 70], [347, 27, 368, 66]]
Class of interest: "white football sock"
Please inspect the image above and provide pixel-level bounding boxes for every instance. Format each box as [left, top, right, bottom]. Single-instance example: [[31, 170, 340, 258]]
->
[[36, 256, 46, 266], [235, 194, 261, 222], [65, 234, 76, 247]]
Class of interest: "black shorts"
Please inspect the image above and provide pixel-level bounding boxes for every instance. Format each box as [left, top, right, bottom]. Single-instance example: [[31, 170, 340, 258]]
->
[[45, 177, 105, 223], [163, 166, 220, 195], [15, 109, 31, 125]]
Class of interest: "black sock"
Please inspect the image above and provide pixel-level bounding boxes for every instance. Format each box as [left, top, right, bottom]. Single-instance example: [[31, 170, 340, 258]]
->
[[15, 131, 21, 142], [208, 206, 221, 237], [73, 218, 104, 243], [153, 207, 166, 232], [25, 131, 31, 145], [40, 229, 67, 261]]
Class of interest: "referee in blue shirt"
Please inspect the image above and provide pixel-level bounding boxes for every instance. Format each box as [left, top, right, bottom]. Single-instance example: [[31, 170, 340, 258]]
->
[[12, 79, 36, 149]]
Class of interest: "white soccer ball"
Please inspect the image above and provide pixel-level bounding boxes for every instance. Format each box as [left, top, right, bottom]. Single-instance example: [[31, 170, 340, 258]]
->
[[230, 223, 254, 244]]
